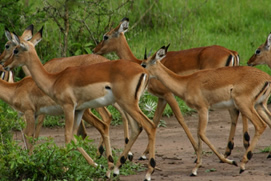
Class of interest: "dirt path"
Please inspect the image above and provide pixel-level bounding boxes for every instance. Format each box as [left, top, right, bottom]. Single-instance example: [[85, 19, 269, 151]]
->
[[14, 109, 271, 181]]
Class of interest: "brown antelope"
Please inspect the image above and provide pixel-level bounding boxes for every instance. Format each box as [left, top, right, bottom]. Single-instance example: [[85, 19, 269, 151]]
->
[[0, 31, 118, 175], [141, 45, 271, 176], [93, 17, 246, 160], [247, 32, 271, 68], [1, 26, 135, 159], [3, 29, 157, 181]]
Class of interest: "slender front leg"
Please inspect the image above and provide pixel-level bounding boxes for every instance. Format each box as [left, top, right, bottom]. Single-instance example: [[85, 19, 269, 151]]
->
[[94, 107, 112, 157], [139, 98, 167, 160], [63, 106, 98, 168], [191, 108, 237, 176], [82, 109, 114, 178], [224, 108, 239, 158], [256, 100, 271, 158], [23, 110, 36, 154], [113, 103, 133, 160], [166, 93, 197, 153], [113, 104, 156, 181], [34, 114, 45, 139]]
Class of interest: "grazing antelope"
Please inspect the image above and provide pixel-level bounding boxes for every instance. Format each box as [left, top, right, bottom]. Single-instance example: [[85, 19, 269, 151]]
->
[[1, 26, 117, 157], [3, 29, 157, 181], [141, 45, 271, 176], [248, 32, 271, 68], [93, 17, 246, 159]]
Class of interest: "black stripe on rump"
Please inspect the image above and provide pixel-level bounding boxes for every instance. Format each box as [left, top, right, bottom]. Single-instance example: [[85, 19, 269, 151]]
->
[[255, 82, 269, 100], [135, 73, 146, 99], [225, 54, 233, 66]]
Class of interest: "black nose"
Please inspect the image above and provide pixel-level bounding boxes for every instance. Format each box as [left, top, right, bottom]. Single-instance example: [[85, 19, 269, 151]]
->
[[141, 64, 146, 68]]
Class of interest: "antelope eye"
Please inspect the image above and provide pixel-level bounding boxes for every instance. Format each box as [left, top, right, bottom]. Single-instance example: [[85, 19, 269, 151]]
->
[[103, 35, 109, 40], [255, 49, 261, 55], [5, 44, 10, 49], [14, 48, 19, 54]]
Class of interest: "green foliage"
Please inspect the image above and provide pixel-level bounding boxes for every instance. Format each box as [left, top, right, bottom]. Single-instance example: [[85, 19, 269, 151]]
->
[[0, 136, 144, 180], [43, 115, 65, 128], [205, 168, 216, 173], [0, 100, 25, 142], [1, 0, 271, 179], [260, 146, 271, 153]]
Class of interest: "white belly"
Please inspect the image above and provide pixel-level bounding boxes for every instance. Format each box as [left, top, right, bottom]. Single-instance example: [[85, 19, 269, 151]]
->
[[211, 99, 235, 110], [39, 105, 64, 116], [77, 90, 115, 110]]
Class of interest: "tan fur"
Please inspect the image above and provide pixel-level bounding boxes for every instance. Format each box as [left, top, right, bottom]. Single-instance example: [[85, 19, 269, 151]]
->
[[248, 33, 271, 68], [93, 18, 244, 160], [4, 31, 157, 181], [142, 47, 271, 176], [0, 27, 113, 156]]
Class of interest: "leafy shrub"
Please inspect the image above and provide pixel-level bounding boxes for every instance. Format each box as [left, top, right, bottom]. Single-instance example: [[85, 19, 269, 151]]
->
[[0, 136, 144, 181]]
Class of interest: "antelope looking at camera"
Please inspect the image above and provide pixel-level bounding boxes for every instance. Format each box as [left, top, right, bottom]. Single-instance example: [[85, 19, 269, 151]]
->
[[93, 18, 246, 159], [0, 30, 116, 176], [3, 29, 157, 181], [1, 26, 122, 158], [0, 65, 113, 159], [248, 33, 271, 68], [141, 45, 271, 176]]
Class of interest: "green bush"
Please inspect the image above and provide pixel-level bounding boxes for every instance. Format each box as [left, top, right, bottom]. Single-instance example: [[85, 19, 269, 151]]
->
[[0, 136, 144, 181]]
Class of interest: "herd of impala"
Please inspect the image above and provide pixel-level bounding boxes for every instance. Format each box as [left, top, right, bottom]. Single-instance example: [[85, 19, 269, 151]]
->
[[1, 17, 271, 180]]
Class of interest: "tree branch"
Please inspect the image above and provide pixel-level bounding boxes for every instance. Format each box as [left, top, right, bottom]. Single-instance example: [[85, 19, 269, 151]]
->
[[130, 1, 156, 30]]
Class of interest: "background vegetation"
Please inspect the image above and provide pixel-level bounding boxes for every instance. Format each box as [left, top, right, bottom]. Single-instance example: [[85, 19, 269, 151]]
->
[[0, 0, 271, 180]]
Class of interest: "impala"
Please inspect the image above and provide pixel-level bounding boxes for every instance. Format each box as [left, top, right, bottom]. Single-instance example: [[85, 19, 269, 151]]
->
[[93, 17, 246, 159], [1, 26, 120, 158], [0, 66, 113, 158], [247, 32, 271, 68], [4, 30, 157, 181], [141, 45, 271, 176], [1, 28, 120, 177]]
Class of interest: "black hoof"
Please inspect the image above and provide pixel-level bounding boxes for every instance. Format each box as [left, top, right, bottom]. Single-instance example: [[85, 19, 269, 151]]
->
[[267, 154, 271, 159], [190, 173, 197, 177], [240, 169, 245, 174], [219, 160, 223, 163], [138, 157, 146, 160], [128, 154, 134, 161], [232, 161, 238, 167]]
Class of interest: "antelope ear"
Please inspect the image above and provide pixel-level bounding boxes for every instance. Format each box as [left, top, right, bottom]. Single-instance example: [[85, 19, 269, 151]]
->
[[30, 26, 43, 46], [5, 28, 13, 41], [118, 18, 129, 33], [21, 24, 34, 41], [12, 32, 20, 45], [156, 45, 168, 61], [266, 33, 271, 49]]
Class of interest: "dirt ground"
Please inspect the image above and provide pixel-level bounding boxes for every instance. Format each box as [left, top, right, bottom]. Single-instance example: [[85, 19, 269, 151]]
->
[[14, 108, 271, 181]]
